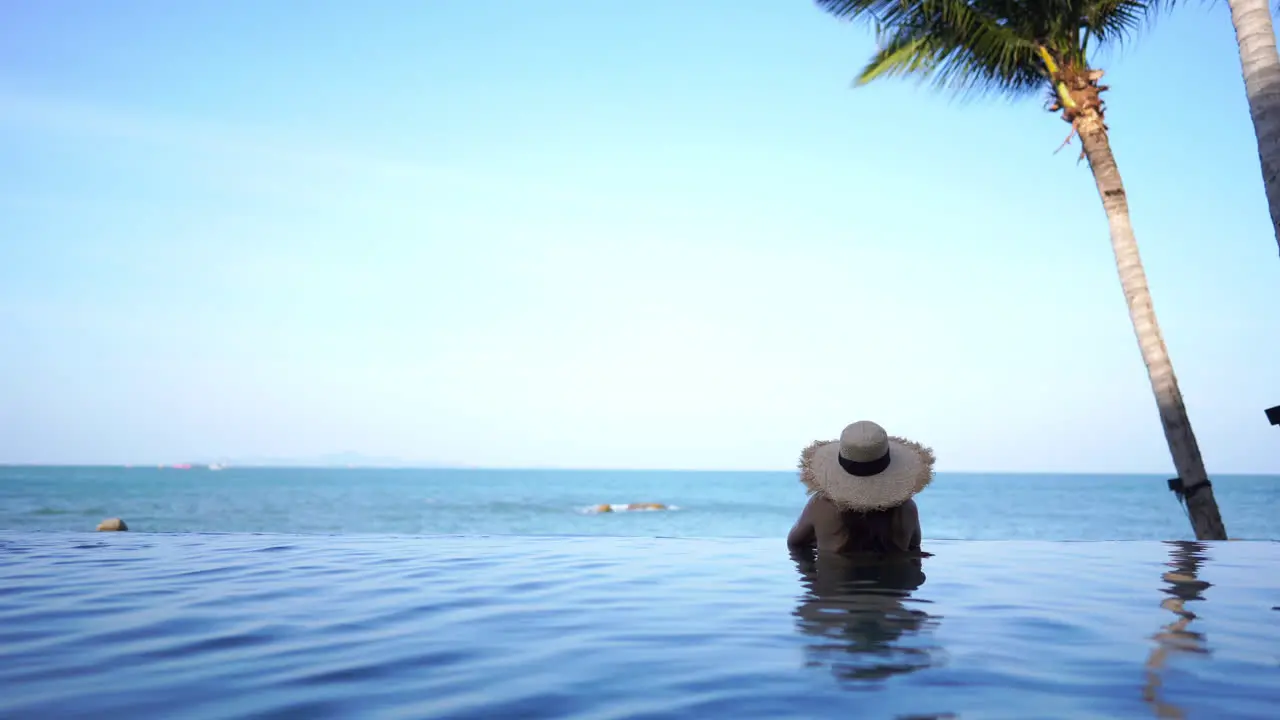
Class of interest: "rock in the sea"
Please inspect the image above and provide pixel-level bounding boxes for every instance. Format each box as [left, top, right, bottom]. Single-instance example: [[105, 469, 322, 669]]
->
[[96, 518, 128, 532]]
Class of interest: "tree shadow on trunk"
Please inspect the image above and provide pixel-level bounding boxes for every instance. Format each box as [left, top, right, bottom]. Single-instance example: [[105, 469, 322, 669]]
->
[[1141, 540, 1213, 719]]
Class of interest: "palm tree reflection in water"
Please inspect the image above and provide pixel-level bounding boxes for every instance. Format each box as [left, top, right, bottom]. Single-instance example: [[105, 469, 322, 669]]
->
[[1142, 541, 1213, 719], [790, 549, 944, 684]]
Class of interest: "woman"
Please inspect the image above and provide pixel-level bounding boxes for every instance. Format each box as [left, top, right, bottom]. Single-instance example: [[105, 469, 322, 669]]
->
[[787, 420, 934, 557]]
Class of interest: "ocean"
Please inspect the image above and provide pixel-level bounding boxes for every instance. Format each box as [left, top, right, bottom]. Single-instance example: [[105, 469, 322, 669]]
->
[[2, 467, 1278, 719], [1, 466, 1278, 540]]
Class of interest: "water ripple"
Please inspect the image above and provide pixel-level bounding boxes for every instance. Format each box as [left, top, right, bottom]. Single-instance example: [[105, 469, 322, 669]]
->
[[0, 534, 1277, 719]]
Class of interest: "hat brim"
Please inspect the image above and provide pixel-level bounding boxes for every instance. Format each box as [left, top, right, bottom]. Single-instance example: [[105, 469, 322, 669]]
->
[[798, 436, 935, 511]]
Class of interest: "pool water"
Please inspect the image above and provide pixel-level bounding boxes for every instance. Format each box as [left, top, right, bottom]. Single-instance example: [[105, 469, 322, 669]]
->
[[0, 534, 1276, 719]]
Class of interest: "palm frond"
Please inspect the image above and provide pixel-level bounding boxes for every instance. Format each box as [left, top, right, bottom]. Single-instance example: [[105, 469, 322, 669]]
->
[[858, 33, 935, 84], [1085, 0, 1162, 45], [816, 0, 1165, 100], [847, 0, 1045, 99], [816, 0, 913, 21]]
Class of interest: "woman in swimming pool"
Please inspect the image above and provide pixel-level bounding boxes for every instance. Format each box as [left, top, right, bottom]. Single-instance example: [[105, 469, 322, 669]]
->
[[787, 420, 934, 557]]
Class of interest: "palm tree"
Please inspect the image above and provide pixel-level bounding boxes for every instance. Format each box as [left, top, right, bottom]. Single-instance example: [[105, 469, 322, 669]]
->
[[814, 0, 1228, 540], [1225, 0, 1280, 256]]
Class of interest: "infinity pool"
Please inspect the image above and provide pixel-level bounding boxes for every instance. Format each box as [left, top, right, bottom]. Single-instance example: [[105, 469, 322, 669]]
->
[[0, 534, 1276, 719]]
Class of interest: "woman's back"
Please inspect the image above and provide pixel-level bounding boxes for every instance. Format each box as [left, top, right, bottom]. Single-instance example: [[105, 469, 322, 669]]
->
[[788, 494, 921, 556]]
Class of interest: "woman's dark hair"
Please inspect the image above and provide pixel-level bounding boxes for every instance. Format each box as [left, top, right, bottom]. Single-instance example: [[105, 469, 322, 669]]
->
[[834, 504, 917, 556]]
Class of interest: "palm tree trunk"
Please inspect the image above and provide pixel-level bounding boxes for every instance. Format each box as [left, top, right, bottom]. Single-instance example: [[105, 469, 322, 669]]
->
[[1227, 0, 1280, 255], [1075, 113, 1229, 541]]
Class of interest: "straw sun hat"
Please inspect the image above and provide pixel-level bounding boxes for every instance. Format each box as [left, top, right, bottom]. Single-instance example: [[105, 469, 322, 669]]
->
[[799, 421, 935, 511]]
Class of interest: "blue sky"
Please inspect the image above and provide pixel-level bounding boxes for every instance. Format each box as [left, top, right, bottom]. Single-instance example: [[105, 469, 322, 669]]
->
[[1, 1, 1277, 472]]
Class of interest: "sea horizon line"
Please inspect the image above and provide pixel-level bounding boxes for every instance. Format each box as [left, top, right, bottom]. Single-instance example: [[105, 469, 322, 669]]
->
[[2, 463, 1278, 477]]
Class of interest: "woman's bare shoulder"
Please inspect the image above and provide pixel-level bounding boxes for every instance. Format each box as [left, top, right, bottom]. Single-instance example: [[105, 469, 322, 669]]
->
[[896, 498, 921, 526], [807, 493, 840, 513]]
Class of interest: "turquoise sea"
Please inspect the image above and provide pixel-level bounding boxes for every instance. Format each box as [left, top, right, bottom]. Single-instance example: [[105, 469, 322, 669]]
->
[[2, 467, 1278, 719], [1, 466, 1278, 539]]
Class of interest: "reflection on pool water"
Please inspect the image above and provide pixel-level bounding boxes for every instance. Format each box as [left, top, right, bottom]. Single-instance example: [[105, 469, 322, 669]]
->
[[0, 534, 1276, 719], [790, 549, 945, 684]]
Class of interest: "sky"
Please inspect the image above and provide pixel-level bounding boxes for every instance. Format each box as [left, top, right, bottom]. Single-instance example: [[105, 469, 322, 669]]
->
[[1, 1, 1277, 472]]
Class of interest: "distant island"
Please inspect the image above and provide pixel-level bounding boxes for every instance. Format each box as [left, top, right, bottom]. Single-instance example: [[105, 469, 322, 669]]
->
[[214, 452, 404, 468], [168, 452, 457, 469]]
